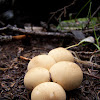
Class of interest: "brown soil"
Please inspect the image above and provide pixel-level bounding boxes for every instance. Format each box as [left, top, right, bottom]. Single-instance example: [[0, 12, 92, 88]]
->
[[0, 35, 100, 100]]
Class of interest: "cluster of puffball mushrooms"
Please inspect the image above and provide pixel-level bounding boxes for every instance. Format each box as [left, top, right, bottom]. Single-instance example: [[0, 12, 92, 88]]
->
[[24, 47, 83, 100]]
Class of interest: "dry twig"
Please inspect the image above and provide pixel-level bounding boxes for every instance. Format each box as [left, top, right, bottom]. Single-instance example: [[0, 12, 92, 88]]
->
[[19, 56, 31, 61], [74, 57, 100, 69], [4, 25, 73, 38]]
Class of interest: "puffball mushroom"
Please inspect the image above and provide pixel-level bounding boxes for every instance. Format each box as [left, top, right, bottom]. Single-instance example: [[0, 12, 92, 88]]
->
[[48, 47, 74, 62], [50, 61, 83, 91], [31, 82, 66, 100], [24, 67, 50, 90], [27, 54, 56, 71]]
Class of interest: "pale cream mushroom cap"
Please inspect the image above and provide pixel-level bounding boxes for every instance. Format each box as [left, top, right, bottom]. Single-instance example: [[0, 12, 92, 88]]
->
[[27, 55, 56, 71], [48, 47, 74, 62], [31, 82, 66, 100], [24, 67, 50, 90], [50, 61, 83, 91]]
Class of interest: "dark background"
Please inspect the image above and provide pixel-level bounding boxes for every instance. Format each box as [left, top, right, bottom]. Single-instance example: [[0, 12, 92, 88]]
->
[[0, 0, 100, 26]]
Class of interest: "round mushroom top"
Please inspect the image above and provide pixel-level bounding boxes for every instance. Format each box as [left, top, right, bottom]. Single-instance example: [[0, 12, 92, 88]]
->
[[48, 47, 74, 62], [31, 82, 66, 100], [49, 61, 83, 91], [27, 54, 56, 71], [24, 67, 50, 90]]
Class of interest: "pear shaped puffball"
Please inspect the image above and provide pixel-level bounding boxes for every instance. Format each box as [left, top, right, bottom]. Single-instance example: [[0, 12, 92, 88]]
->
[[24, 67, 50, 90], [31, 82, 66, 100], [50, 61, 83, 91], [27, 55, 56, 71], [48, 47, 74, 62]]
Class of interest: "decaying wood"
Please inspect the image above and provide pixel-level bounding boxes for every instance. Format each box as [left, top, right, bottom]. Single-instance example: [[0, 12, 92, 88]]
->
[[0, 25, 100, 39], [7, 25, 73, 38], [0, 35, 26, 42], [74, 57, 100, 69]]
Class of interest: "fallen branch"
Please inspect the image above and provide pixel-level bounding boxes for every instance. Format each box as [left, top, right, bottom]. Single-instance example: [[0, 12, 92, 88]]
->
[[0, 35, 26, 42], [74, 57, 100, 69], [7, 25, 73, 38], [0, 24, 100, 38]]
